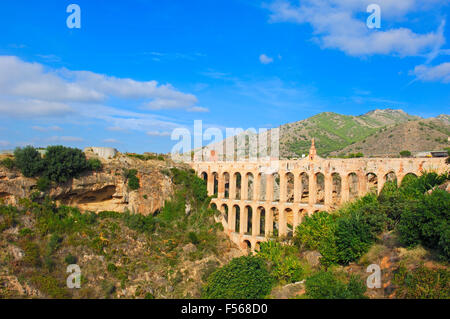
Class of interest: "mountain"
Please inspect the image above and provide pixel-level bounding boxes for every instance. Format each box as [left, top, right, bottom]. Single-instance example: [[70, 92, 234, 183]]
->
[[329, 117, 450, 157], [279, 109, 420, 158]]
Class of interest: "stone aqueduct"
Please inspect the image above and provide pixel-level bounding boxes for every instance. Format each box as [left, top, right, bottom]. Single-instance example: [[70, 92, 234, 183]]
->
[[190, 141, 447, 251]]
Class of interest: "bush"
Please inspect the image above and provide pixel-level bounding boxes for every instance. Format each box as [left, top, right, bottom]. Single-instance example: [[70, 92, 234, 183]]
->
[[123, 212, 155, 234], [44, 146, 89, 183], [399, 150, 411, 157], [126, 169, 140, 190], [397, 189, 450, 260], [258, 241, 304, 284], [0, 157, 15, 169], [188, 231, 199, 245], [294, 211, 336, 251], [202, 256, 273, 299], [393, 265, 450, 299], [304, 271, 367, 299], [14, 146, 44, 177], [37, 176, 51, 192], [87, 158, 102, 171], [64, 254, 78, 265]]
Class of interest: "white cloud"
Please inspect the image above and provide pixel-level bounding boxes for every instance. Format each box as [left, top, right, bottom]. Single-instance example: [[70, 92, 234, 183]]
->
[[32, 125, 62, 132], [259, 54, 274, 64], [48, 136, 84, 142], [266, 0, 446, 57], [0, 98, 74, 118], [103, 138, 121, 144], [0, 140, 10, 147], [0, 55, 200, 113], [187, 106, 209, 112], [410, 63, 450, 83], [147, 131, 171, 137]]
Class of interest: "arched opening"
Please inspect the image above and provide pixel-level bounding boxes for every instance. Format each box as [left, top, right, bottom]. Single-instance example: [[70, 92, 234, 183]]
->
[[366, 173, 378, 194], [259, 173, 267, 201], [247, 173, 254, 200], [272, 173, 280, 202], [223, 172, 230, 199], [245, 206, 253, 235], [385, 171, 397, 185], [315, 172, 325, 204], [300, 173, 309, 204], [285, 208, 293, 238], [286, 172, 295, 203], [331, 173, 341, 205], [243, 240, 251, 251], [258, 207, 265, 236], [348, 172, 358, 201], [234, 172, 242, 200], [234, 205, 240, 233], [211, 203, 217, 210], [401, 173, 418, 186], [271, 207, 279, 237], [212, 172, 219, 196], [200, 172, 208, 184], [221, 204, 228, 223]]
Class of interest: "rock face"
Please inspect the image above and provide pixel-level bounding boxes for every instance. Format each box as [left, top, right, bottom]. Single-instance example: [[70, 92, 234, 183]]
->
[[0, 154, 179, 216]]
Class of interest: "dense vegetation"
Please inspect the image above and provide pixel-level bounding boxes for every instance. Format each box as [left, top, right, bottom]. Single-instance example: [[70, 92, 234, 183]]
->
[[8, 146, 102, 184], [0, 167, 226, 298], [294, 172, 449, 266]]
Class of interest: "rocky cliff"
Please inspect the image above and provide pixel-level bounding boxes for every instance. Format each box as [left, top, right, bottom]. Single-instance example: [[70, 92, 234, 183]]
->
[[0, 153, 183, 215]]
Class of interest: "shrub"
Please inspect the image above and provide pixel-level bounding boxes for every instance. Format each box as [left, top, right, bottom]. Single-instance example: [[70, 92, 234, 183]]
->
[[37, 176, 51, 192], [65, 254, 78, 265], [294, 211, 336, 251], [188, 231, 199, 245], [304, 271, 367, 299], [0, 157, 15, 169], [393, 265, 450, 299], [258, 241, 304, 284], [44, 146, 89, 183], [397, 189, 450, 260], [123, 212, 155, 234], [23, 242, 41, 267], [87, 158, 103, 171], [202, 256, 273, 299], [126, 169, 140, 190], [14, 146, 44, 177], [399, 150, 411, 157]]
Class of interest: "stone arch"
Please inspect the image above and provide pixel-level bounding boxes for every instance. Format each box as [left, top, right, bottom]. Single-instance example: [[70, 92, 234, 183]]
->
[[315, 172, 325, 204], [401, 172, 418, 186], [212, 172, 219, 196], [200, 172, 208, 183], [270, 207, 279, 236], [385, 171, 397, 184], [223, 172, 230, 199], [243, 240, 251, 251], [233, 205, 240, 233], [258, 206, 266, 236], [259, 173, 266, 201], [221, 204, 228, 223], [331, 173, 342, 205], [234, 172, 242, 200], [299, 172, 309, 204], [272, 172, 280, 202], [284, 208, 293, 238], [247, 172, 254, 200], [245, 206, 253, 235], [366, 172, 378, 194], [348, 172, 359, 201], [286, 172, 295, 203]]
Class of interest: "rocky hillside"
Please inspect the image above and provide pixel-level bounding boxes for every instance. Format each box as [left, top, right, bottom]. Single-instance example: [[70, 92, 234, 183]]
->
[[0, 152, 180, 216], [330, 117, 450, 157]]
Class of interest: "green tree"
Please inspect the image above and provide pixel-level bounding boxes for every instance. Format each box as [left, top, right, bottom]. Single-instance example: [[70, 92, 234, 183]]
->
[[37, 176, 51, 192], [14, 146, 44, 177], [44, 146, 89, 183], [399, 150, 411, 157], [202, 256, 273, 299], [304, 271, 367, 299]]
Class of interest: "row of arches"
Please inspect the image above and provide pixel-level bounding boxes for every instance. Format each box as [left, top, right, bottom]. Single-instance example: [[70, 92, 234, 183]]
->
[[202, 170, 416, 205]]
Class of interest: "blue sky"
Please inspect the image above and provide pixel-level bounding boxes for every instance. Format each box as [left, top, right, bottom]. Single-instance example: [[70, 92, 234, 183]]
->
[[0, 0, 449, 153]]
